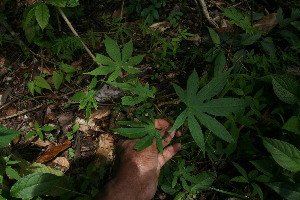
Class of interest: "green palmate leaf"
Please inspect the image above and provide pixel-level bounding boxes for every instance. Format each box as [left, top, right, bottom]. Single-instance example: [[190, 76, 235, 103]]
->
[[52, 71, 64, 89], [169, 109, 188, 132], [27, 81, 35, 96], [188, 114, 205, 152], [282, 116, 300, 134], [107, 67, 122, 81], [72, 91, 86, 101], [10, 173, 73, 198], [94, 54, 113, 65], [266, 182, 300, 200], [207, 27, 220, 45], [172, 83, 187, 104], [34, 76, 52, 90], [272, 74, 300, 104], [187, 69, 199, 103], [197, 98, 249, 116], [127, 55, 145, 66], [122, 40, 133, 62], [134, 135, 154, 151], [214, 51, 226, 77], [251, 183, 263, 200], [114, 119, 163, 151], [0, 126, 22, 148], [86, 66, 116, 76], [41, 126, 56, 132], [60, 63, 77, 73], [197, 70, 230, 102], [104, 36, 121, 62], [196, 112, 233, 143], [263, 138, 300, 172], [230, 176, 248, 183], [34, 3, 50, 30]]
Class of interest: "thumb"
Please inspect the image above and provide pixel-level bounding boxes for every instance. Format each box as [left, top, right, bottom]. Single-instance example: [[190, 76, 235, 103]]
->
[[158, 143, 181, 170]]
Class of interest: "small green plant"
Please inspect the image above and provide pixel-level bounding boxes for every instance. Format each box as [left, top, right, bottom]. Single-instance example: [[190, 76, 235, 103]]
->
[[53, 63, 78, 90], [72, 77, 98, 120], [27, 75, 52, 96], [25, 121, 56, 141], [66, 123, 79, 140], [68, 148, 75, 160], [170, 70, 249, 153], [86, 36, 145, 81]]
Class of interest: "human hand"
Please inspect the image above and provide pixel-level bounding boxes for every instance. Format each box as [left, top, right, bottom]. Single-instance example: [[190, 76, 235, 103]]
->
[[99, 119, 181, 200]]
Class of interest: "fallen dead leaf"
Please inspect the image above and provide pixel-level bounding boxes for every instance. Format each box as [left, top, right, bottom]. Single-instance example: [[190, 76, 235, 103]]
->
[[52, 157, 70, 170], [94, 133, 114, 168], [150, 22, 171, 32], [5, 107, 17, 116], [36, 140, 71, 163], [253, 13, 277, 33], [76, 107, 111, 133], [33, 138, 51, 148]]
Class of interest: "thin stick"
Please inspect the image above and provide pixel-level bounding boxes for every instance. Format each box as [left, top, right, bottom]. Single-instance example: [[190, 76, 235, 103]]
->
[[57, 7, 96, 60], [196, 0, 219, 28], [0, 104, 43, 120]]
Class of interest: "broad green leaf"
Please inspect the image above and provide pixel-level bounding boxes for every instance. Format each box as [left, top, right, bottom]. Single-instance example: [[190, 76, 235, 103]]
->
[[122, 96, 143, 106], [21, 163, 64, 176], [250, 159, 278, 177], [240, 33, 261, 46], [267, 182, 300, 200], [134, 135, 153, 150], [207, 27, 220, 45], [232, 162, 248, 178], [122, 40, 133, 62], [172, 83, 187, 104], [94, 54, 113, 65], [197, 71, 230, 102], [251, 183, 263, 200], [214, 51, 226, 77], [127, 55, 145, 66], [104, 36, 121, 62], [169, 109, 188, 132], [86, 66, 115, 76], [280, 30, 300, 45], [196, 112, 233, 143], [188, 115, 205, 152], [34, 76, 52, 90], [263, 138, 300, 172], [272, 74, 300, 104], [41, 126, 56, 132], [291, 21, 300, 31], [35, 3, 50, 30], [10, 173, 72, 198], [27, 81, 35, 96], [72, 91, 86, 101], [60, 63, 77, 73], [230, 176, 248, 183], [107, 67, 122, 81], [0, 126, 22, 148], [52, 71, 64, 89], [5, 166, 21, 180], [282, 116, 300, 134], [260, 37, 276, 55], [47, 0, 66, 7], [197, 98, 249, 116], [191, 172, 214, 192]]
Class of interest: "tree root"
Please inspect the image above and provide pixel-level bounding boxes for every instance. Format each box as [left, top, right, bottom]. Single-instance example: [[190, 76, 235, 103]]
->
[[195, 0, 219, 28]]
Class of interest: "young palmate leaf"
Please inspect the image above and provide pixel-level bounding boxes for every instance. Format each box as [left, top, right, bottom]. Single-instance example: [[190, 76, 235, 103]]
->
[[114, 118, 163, 152], [86, 36, 145, 81], [170, 69, 249, 152]]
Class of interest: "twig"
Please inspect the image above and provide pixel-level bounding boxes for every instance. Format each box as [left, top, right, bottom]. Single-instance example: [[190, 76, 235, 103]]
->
[[57, 7, 96, 60], [157, 99, 181, 107], [0, 104, 43, 120], [196, 0, 219, 28], [0, 15, 31, 56]]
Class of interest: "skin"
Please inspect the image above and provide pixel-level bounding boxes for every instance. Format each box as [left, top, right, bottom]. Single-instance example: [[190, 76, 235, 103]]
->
[[98, 119, 182, 200]]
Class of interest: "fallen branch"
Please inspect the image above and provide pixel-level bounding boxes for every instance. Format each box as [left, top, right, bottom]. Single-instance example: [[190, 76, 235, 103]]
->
[[196, 0, 219, 28], [0, 104, 43, 120], [57, 7, 96, 60]]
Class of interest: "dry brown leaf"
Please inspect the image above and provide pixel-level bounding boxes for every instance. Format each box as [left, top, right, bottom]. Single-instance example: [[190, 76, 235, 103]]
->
[[253, 13, 277, 33], [52, 157, 70, 169], [150, 22, 171, 32], [33, 139, 51, 148], [5, 107, 17, 116], [36, 140, 71, 163], [94, 133, 114, 168]]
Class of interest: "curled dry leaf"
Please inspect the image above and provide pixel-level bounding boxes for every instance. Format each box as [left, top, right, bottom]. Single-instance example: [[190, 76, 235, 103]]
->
[[253, 13, 277, 33], [150, 22, 171, 32], [94, 133, 114, 168], [75, 107, 111, 133], [35, 140, 71, 163], [52, 157, 70, 171]]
